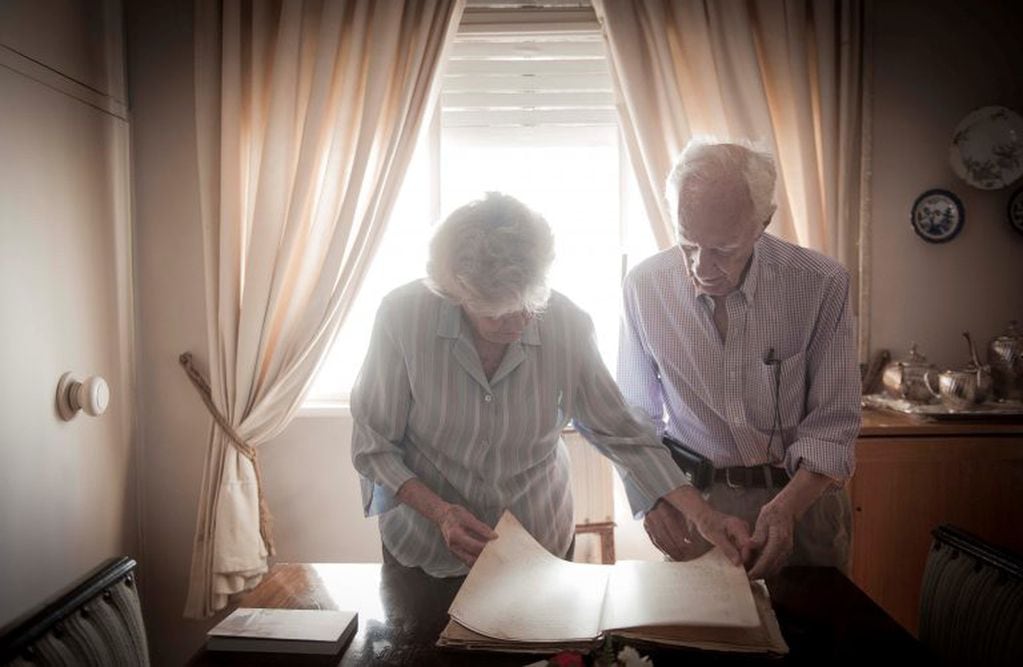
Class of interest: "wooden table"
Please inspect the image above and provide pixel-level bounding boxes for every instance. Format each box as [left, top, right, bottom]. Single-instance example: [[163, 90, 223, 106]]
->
[[851, 408, 1023, 633], [189, 561, 932, 666]]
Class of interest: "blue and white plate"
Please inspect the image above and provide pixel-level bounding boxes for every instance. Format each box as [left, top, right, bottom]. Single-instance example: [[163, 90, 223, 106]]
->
[[1009, 186, 1023, 236], [911, 189, 964, 243]]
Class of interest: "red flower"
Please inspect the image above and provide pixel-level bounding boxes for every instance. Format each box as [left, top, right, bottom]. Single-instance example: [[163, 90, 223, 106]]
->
[[549, 651, 586, 667]]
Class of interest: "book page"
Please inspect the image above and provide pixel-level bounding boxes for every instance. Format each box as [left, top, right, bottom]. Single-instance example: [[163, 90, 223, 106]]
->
[[447, 512, 611, 642], [612, 581, 789, 654], [599, 550, 760, 631], [436, 619, 596, 654]]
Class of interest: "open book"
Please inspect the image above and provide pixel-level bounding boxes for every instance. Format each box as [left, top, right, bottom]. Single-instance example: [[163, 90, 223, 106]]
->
[[438, 512, 788, 655]]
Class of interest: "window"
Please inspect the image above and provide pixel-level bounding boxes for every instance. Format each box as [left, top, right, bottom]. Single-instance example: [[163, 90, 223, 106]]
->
[[305, 2, 657, 406]]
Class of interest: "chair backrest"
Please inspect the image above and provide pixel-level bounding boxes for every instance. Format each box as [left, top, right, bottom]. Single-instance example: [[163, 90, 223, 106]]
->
[[0, 557, 149, 666], [919, 525, 1023, 667]]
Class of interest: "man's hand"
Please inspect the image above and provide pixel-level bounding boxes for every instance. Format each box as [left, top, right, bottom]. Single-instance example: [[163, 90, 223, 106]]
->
[[436, 504, 497, 566], [745, 504, 795, 579], [658, 486, 752, 565], [643, 499, 710, 561], [744, 468, 835, 579]]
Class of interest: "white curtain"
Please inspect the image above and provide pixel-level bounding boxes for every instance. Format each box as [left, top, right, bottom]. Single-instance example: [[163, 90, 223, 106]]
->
[[185, 0, 465, 618], [593, 0, 865, 281]]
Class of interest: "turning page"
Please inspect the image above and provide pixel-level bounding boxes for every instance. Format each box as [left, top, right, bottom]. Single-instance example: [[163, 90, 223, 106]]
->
[[447, 512, 610, 642]]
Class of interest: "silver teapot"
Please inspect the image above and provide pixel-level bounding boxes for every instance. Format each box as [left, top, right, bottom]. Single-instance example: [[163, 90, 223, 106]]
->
[[882, 343, 937, 403], [925, 332, 994, 411], [988, 320, 1023, 401]]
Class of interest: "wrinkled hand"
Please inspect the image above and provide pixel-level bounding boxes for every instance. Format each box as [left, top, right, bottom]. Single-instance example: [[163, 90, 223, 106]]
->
[[436, 504, 497, 566], [745, 504, 795, 579], [645, 498, 752, 566], [687, 504, 753, 567], [643, 499, 710, 561]]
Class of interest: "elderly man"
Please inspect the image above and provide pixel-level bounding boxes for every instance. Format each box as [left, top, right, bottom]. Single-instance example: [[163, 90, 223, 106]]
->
[[618, 138, 860, 579]]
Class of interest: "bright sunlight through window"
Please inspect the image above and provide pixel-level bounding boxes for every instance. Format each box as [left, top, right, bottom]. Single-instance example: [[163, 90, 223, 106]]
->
[[305, 24, 657, 405]]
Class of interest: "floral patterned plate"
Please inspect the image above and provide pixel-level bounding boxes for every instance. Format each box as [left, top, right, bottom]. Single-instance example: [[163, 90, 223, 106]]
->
[[911, 189, 964, 243], [949, 105, 1023, 190]]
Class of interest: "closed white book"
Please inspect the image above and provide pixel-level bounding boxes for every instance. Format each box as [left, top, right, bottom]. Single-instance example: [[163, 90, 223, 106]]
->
[[206, 608, 358, 655]]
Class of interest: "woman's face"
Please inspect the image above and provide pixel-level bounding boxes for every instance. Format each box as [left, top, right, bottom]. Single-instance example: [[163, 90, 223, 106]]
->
[[463, 307, 533, 345]]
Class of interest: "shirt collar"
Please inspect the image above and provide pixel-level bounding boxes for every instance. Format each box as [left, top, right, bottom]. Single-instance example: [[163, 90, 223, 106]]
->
[[739, 237, 763, 302], [436, 297, 541, 345]]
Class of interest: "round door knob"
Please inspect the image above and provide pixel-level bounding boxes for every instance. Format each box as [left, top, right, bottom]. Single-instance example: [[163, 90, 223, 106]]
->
[[56, 373, 110, 420]]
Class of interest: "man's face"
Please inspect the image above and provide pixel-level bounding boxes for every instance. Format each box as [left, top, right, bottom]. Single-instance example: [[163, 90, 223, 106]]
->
[[464, 307, 533, 345], [677, 181, 765, 297]]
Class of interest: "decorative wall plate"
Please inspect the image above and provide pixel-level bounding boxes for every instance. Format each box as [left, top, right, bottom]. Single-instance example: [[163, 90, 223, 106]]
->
[[949, 105, 1023, 190], [1009, 186, 1023, 236], [911, 189, 965, 243]]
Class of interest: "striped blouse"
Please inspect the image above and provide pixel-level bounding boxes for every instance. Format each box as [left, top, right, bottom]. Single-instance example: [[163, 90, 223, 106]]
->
[[617, 233, 860, 508], [350, 280, 688, 577]]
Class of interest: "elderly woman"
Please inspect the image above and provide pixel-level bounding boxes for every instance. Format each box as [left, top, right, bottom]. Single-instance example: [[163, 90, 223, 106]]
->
[[351, 192, 749, 577]]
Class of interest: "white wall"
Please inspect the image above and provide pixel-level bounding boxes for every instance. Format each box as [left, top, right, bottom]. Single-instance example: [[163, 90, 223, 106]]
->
[[124, 0, 1023, 664], [260, 416, 383, 564], [0, 0, 137, 631], [124, 2, 213, 664], [867, 0, 1023, 368]]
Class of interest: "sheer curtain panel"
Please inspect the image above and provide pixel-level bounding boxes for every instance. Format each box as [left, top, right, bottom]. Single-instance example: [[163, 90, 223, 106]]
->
[[593, 0, 866, 284], [184, 0, 464, 618]]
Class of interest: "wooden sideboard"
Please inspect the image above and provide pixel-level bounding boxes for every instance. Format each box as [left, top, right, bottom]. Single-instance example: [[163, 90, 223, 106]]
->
[[849, 408, 1023, 635]]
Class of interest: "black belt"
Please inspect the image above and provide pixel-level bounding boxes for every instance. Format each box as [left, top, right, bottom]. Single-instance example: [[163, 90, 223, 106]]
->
[[663, 435, 789, 490], [713, 465, 790, 489]]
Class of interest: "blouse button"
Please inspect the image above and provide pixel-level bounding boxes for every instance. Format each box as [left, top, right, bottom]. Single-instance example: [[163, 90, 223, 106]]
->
[[484, 394, 493, 402]]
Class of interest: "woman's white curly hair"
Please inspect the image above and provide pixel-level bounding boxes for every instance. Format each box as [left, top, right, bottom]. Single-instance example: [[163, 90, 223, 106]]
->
[[426, 192, 555, 317]]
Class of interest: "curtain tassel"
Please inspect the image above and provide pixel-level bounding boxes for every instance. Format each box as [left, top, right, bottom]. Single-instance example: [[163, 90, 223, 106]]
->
[[178, 352, 276, 556]]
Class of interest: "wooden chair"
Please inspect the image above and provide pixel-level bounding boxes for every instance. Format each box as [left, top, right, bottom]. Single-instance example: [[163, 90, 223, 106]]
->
[[573, 521, 616, 564], [564, 429, 617, 564], [919, 525, 1023, 667], [0, 557, 149, 666]]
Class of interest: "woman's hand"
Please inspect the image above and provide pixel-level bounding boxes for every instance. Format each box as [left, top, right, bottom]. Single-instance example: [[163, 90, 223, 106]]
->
[[396, 478, 497, 566], [643, 499, 711, 561], [687, 503, 753, 566], [660, 485, 752, 566], [436, 504, 498, 566]]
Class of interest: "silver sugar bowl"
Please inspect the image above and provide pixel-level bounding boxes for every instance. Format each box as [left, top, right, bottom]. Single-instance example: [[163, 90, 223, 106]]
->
[[925, 332, 993, 411]]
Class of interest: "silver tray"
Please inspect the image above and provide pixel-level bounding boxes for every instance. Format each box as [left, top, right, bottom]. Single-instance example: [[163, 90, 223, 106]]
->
[[862, 393, 1023, 419]]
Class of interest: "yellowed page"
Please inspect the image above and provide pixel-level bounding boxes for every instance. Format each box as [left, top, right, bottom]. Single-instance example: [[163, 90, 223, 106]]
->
[[599, 550, 760, 631], [447, 512, 610, 642], [436, 619, 596, 653], [612, 581, 789, 654]]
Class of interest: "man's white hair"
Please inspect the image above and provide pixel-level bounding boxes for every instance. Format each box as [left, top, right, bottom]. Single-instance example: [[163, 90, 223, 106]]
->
[[664, 136, 777, 236], [426, 192, 555, 317]]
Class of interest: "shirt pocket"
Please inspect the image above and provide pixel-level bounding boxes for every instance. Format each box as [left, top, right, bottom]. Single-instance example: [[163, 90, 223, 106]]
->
[[746, 350, 807, 435]]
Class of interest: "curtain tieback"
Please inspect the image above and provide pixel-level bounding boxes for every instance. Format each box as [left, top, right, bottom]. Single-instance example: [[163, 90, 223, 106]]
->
[[178, 352, 276, 556]]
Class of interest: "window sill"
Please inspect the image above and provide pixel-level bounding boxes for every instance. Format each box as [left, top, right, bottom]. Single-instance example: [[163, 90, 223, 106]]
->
[[296, 400, 351, 418]]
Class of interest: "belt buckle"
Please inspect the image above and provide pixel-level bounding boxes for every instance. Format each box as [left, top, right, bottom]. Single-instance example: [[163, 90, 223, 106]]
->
[[725, 467, 744, 489]]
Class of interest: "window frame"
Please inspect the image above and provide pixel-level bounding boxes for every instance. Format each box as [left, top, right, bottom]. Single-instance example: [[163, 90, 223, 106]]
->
[[299, 2, 652, 412]]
